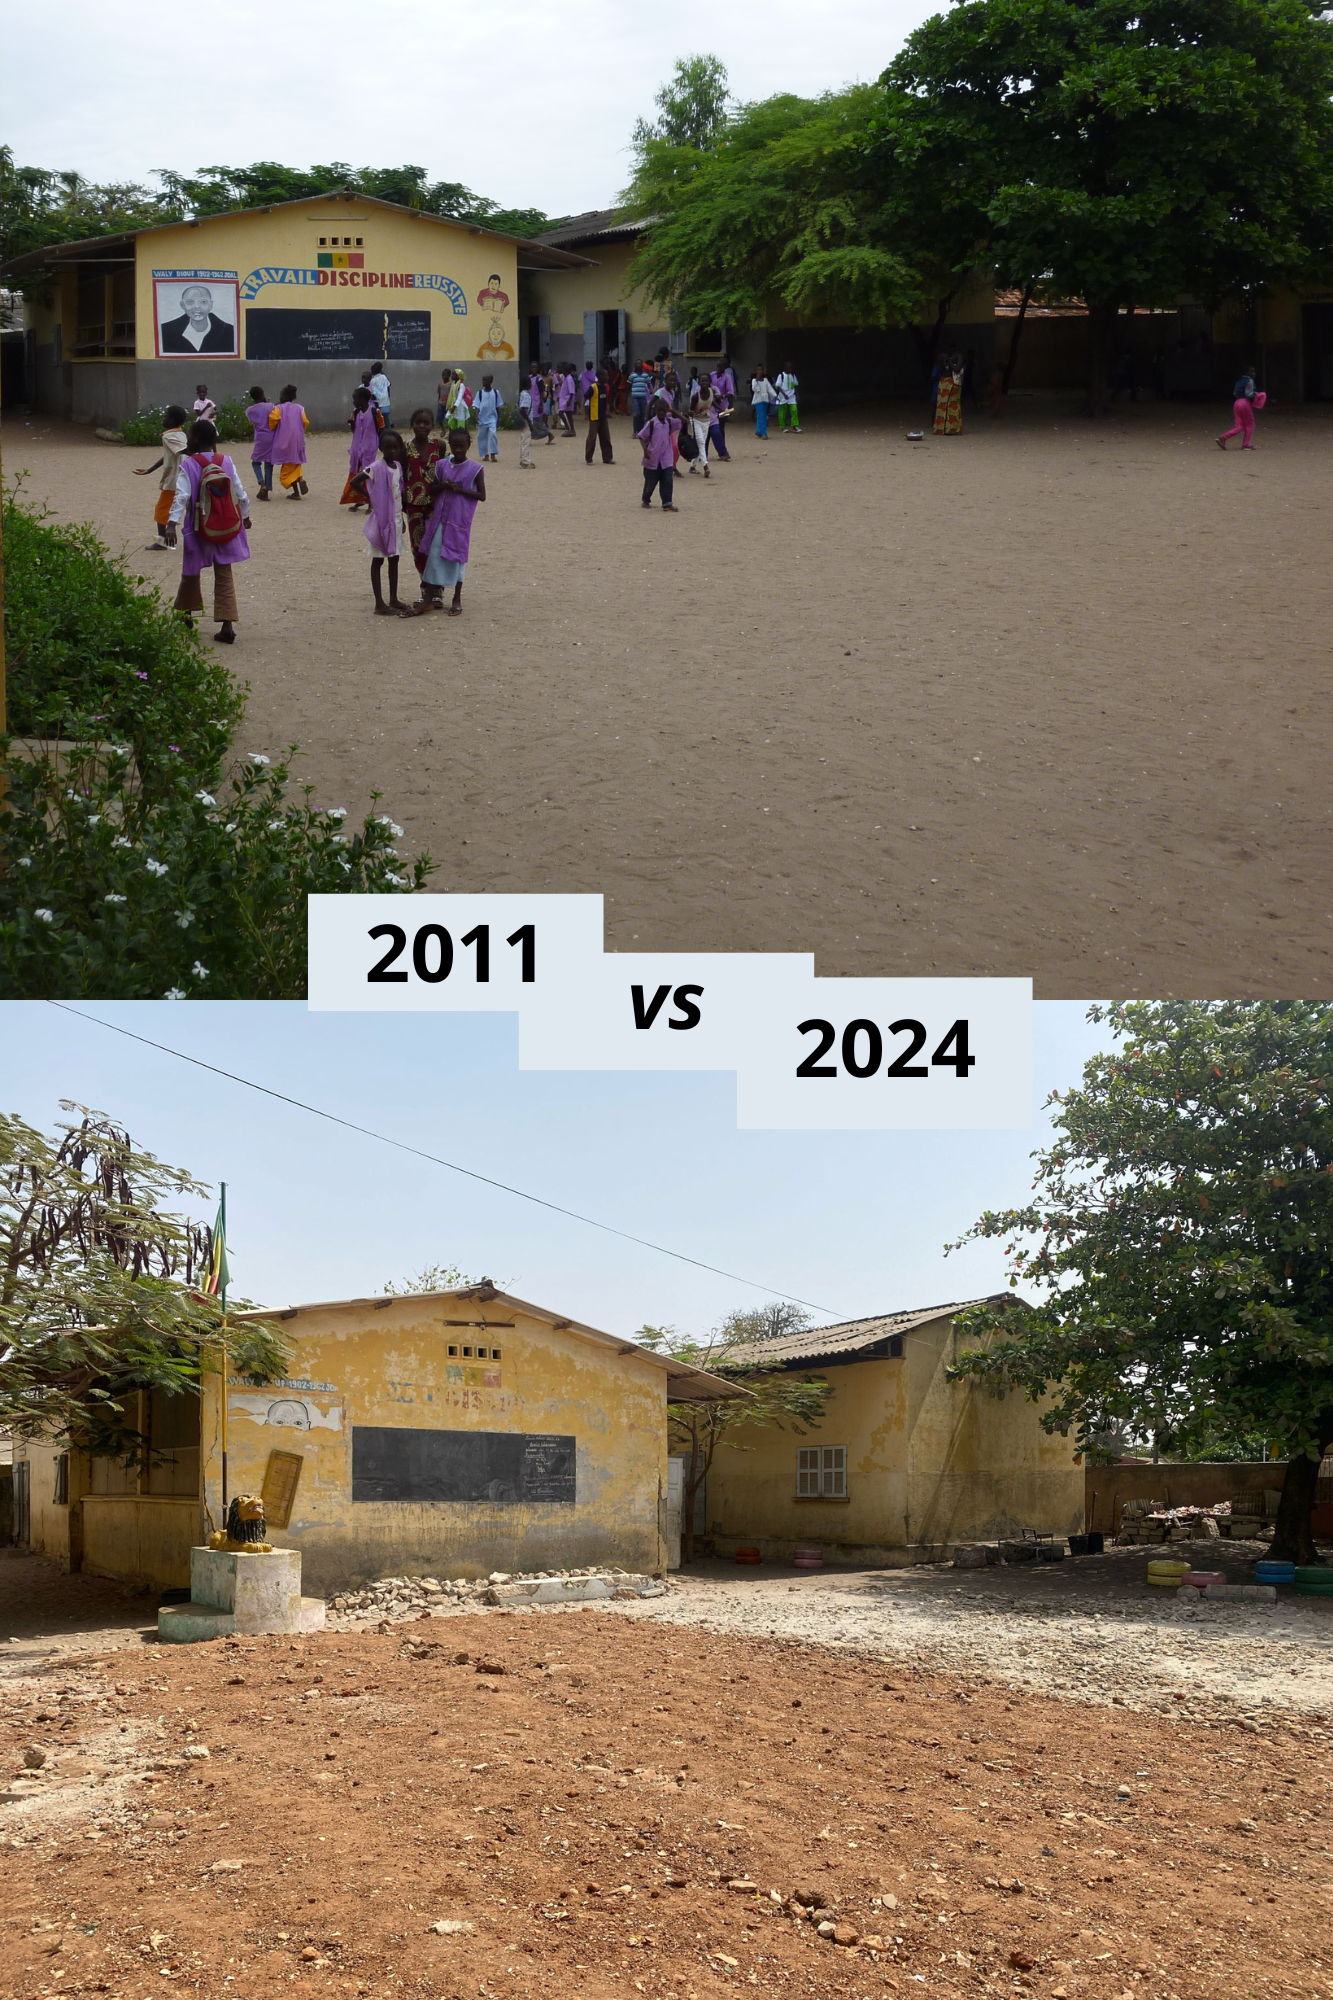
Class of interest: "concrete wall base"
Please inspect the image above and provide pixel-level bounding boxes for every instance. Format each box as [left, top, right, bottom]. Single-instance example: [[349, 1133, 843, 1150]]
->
[[157, 1544, 317, 1642], [482, 1573, 664, 1607]]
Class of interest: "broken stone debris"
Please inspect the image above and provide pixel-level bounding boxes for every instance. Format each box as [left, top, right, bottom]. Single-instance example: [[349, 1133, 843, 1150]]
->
[[328, 1566, 666, 1621]]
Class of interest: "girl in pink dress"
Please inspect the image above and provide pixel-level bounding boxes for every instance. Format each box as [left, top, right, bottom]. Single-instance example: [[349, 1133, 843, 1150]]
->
[[349, 430, 412, 615], [1217, 370, 1267, 450]]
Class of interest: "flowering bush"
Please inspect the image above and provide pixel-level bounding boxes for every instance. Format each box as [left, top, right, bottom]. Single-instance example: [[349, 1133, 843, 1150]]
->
[[119, 398, 252, 445], [0, 748, 431, 998], [4, 493, 243, 792]]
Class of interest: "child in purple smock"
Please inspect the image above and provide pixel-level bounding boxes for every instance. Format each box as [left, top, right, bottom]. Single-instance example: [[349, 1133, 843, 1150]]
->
[[637, 397, 681, 512], [341, 386, 384, 507], [165, 419, 251, 643], [268, 385, 309, 496], [411, 428, 486, 616], [245, 385, 276, 498], [349, 429, 412, 615], [557, 367, 576, 435]]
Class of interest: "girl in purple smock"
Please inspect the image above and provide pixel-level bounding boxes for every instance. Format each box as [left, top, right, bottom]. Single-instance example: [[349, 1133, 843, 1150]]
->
[[556, 367, 576, 435], [245, 385, 276, 499], [341, 386, 384, 508], [267, 385, 309, 496], [411, 427, 486, 617], [164, 419, 251, 644], [349, 429, 412, 615]]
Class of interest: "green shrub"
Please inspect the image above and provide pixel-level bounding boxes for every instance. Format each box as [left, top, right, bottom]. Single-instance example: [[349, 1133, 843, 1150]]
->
[[3, 493, 244, 794], [119, 400, 251, 445], [0, 747, 432, 999]]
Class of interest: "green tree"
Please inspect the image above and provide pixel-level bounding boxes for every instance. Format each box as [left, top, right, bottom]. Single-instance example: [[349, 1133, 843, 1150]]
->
[[625, 86, 932, 339], [382, 1262, 498, 1294], [638, 1303, 831, 1562], [879, 0, 1333, 407], [1, 1104, 288, 1458], [149, 161, 548, 236], [947, 1002, 1333, 1563], [632, 55, 732, 159], [0, 146, 177, 280]]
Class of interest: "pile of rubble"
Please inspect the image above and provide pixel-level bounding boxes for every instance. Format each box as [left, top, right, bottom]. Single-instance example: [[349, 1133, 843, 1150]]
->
[[327, 1568, 667, 1624], [1115, 1493, 1282, 1546]]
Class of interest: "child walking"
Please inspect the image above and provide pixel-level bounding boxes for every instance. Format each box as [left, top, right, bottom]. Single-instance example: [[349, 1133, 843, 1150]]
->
[[475, 375, 504, 461], [517, 382, 534, 468], [192, 384, 217, 427], [412, 427, 486, 616], [775, 367, 801, 431], [133, 403, 189, 549], [637, 396, 681, 511], [268, 385, 310, 496], [349, 429, 413, 615], [341, 385, 384, 506], [245, 385, 275, 499], [165, 419, 251, 644], [1217, 369, 1267, 450]]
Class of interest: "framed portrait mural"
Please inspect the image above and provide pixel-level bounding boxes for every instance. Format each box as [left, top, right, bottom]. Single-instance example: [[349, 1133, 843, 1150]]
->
[[153, 270, 240, 358]]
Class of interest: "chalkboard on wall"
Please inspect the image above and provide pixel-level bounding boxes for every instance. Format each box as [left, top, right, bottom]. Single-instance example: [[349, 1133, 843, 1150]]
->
[[352, 1427, 577, 1505], [246, 309, 431, 361]]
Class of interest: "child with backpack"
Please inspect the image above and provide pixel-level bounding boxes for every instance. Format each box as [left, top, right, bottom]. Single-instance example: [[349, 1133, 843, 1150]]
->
[[164, 419, 251, 644], [1217, 369, 1267, 451], [348, 428, 413, 616], [267, 385, 310, 496], [245, 386, 276, 499], [133, 403, 190, 549]]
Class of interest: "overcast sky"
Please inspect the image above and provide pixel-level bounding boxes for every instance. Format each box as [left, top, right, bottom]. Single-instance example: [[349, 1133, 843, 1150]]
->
[[9, 1001, 1113, 1342], [3, 0, 942, 220]]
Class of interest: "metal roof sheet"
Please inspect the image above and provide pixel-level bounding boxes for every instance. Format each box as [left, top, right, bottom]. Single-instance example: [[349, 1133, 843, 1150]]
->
[[717, 1295, 1011, 1368]]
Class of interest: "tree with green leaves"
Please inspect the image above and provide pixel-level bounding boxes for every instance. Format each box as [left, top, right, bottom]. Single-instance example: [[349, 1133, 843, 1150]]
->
[[878, 0, 1333, 408], [631, 55, 733, 159], [382, 1262, 497, 1294], [1, 1104, 287, 1459], [637, 1303, 831, 1562], [0, 146, 176, 278], [947, 1002, 1333, 1563]]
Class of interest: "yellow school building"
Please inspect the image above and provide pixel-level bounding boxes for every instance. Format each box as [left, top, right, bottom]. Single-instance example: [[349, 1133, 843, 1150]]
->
[[704, 1298, 1084, 1564], [1, 193, 588, 429], [10, 1283, 740, 1594]]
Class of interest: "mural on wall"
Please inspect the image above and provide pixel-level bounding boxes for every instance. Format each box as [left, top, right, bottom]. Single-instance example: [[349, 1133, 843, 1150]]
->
[[475, 274, 514, 359], [228, 1374, 343, 1432], [153, 271, 239, 357], [239, 267, 468, 313]]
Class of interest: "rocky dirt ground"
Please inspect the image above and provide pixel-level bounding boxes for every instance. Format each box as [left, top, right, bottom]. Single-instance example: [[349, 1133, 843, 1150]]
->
[[2, 1549, 1331, 2000]]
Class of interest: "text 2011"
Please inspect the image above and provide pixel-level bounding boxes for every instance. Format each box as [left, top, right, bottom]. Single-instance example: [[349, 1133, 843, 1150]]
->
[[366, 922, 536, 984]]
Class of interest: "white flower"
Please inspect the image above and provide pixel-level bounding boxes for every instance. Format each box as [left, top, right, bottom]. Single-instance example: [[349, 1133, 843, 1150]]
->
[[383, 872, 407, 886], [377, 816, 404, 837], [145, 858, 169, 877], [163, 988, 187, 1000], [191, 962, 209, 980], [175, 911, 194, 929], [34, 907, 55, 923], [104, 893, 127, 905], [196, 790, 217, 807], [338, 857, 351, 870], [87, 815, 101, 828], [247, 753, 272, 766], [326, 807, 348, 820], [224, 822, 238, 833], [15, 856, 32, 869], [331, 833, 348, 844], [268, 819, 285, 831], [113, 836, 133, 850]]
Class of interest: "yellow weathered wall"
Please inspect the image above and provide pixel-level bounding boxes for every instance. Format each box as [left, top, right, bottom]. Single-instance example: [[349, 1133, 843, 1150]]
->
[[201, 1300, 668, 1591], [126, 201, 519, 364], [705, 1313, 1083, 1562], [14, 1441, 72, 1569], [523, 238, 668, 339], [81, 1496, 199, 1591]]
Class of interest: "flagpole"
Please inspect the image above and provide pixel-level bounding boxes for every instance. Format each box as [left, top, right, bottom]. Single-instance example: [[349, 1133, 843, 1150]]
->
[[218, 1182, 228, 1520]]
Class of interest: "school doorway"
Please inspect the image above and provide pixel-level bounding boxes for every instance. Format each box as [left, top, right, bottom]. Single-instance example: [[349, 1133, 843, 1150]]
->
[[1302, 304, 1333, 400], [584, 309, 626, 368]]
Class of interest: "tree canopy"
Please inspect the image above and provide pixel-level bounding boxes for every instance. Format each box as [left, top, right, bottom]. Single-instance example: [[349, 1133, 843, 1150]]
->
[[631, 55, 733, 159], [947, 1002, 1333, 1561], [638, 1303, 831, 1562], [1, 1104, 287, 1458]]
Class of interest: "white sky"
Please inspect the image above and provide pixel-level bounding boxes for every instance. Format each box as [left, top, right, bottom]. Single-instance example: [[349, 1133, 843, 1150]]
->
[[9, 1001, 1113, 1342], [3, 1, 942, 220]]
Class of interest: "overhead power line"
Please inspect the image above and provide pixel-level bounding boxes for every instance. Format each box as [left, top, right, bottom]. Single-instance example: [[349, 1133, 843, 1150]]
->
[[48, 1002, 846, 1317]]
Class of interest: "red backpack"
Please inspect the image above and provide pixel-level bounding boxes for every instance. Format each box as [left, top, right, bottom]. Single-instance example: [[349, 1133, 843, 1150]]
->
[[193, 453, 242, 542]]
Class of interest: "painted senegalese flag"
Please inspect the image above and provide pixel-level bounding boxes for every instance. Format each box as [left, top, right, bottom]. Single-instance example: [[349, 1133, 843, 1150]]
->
[[202, 1190, 230, 1301], [318, 252, 364, 269]]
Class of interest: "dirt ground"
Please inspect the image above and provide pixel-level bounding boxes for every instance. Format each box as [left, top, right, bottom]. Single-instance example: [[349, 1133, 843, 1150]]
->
[[3, 1555, 1332, 2000], [6, 398, 1331, 998]]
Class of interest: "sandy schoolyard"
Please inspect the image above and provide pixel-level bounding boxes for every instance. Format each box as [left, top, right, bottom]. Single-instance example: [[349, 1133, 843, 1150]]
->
[[6, 397, 1330, 997]]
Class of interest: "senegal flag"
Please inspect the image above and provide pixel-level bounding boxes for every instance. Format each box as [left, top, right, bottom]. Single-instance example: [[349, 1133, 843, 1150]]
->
[[202, 1187, 230, 1301]]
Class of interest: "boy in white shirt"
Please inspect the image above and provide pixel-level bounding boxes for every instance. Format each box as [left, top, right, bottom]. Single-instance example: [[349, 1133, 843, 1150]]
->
[[776, 367, 801, 431]]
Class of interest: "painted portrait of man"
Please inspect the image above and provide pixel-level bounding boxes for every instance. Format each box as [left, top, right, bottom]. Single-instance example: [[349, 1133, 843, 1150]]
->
[[156, 278, 239, 356]]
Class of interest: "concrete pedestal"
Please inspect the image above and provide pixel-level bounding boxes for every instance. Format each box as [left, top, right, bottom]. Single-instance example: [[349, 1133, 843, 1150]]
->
[[158, 1546, 326, 1643]]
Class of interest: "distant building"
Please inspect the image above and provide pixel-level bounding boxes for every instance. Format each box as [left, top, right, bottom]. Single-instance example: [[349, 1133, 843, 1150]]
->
[[10, 1284, 740, 1593], [0, 194, 588, 429], [703, 1297, 1084, 1564]]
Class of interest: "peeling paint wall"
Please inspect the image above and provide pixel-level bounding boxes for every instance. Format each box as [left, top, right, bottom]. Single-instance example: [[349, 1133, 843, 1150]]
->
[[201, 1300, 668, 1592], [704, 1313, 1083, 1560]]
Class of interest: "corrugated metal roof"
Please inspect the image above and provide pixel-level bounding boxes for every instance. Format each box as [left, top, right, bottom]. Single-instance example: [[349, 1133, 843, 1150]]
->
[[536, 208, 654, 248], [718, 1295, 1010, 1368], [229, 1286, 748, 1403]]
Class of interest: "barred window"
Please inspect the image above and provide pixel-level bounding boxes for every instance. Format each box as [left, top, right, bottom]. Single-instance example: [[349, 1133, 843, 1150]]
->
[[54, 1453, 69, 1505], [797, 1445, 846, 1498]]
